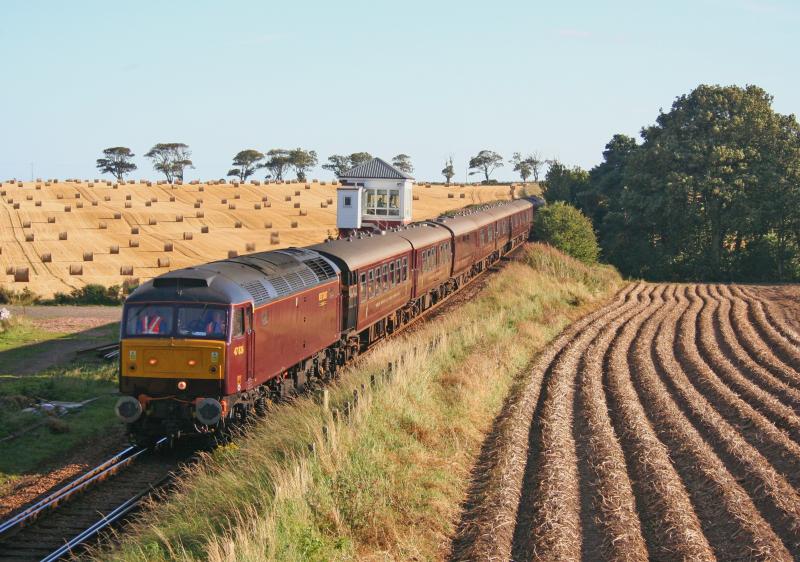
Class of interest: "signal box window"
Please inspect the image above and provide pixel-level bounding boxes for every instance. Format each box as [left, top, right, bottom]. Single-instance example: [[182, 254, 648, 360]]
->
[[233, 308, 245, 337]]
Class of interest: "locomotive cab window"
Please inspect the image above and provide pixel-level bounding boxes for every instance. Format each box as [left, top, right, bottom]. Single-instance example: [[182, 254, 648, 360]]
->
[[177, 305, 228, 339], [124, 304, 174, 337]]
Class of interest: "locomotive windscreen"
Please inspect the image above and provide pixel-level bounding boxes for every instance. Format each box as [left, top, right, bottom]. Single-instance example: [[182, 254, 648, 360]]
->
[[124, 304, 228, 339]]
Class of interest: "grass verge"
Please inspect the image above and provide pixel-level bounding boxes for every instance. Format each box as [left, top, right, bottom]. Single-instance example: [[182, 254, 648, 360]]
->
[[100, 243, 622, 561], [0, 318, 122, 485]]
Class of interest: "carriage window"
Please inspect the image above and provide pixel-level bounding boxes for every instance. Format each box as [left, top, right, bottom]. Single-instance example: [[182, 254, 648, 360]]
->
[[232, 308, 245, 338], [395, 259, 401, 282], [402, 257, 408, 280], [382, 264, 388, 289], [389, 262, 395, 286], [360, 272, 367, 298]]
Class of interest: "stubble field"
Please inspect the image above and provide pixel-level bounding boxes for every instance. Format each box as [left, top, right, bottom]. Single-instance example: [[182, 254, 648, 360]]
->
[[452, 283, 800, 561], [0, 178, 516, 297]]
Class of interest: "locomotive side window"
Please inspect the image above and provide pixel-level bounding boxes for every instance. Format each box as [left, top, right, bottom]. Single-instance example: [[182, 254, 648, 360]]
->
[[232, 308, 245, 337]]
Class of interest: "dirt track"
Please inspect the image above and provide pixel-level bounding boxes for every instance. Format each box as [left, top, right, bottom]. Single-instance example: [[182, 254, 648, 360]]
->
[[451, 283, 800, 561]]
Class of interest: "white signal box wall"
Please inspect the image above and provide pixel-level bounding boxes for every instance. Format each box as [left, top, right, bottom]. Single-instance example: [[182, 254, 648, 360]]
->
[[336, 185, 363, 229]]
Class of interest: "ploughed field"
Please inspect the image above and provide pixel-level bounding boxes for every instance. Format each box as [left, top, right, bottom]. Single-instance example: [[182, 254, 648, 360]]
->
[[453, 284, 800, 561], [0, 179, 515, 297]]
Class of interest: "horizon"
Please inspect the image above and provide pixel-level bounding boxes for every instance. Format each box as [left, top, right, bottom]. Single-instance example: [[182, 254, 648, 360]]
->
[[1, 0, 797, 182]]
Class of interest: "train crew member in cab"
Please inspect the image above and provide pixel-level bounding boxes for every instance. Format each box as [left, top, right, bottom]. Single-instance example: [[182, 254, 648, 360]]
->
[[141, 313, 162, 334], [204, 310, 226, 337]]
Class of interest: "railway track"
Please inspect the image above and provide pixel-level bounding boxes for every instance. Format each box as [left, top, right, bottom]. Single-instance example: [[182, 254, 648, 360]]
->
[[0, 438, 177, 562]]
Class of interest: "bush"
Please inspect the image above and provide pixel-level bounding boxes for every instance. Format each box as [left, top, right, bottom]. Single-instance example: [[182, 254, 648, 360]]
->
[[49, 284, 123, 305], [0, 286, 41, 305], [533, 202, 599, 265]]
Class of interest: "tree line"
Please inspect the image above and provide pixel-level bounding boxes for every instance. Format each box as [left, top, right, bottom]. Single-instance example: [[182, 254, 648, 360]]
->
[[96, 146, 549, 185], [541, 84, 800, 282]]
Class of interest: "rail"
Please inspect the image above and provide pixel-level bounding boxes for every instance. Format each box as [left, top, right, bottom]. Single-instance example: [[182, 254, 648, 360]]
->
[[0, 437, 166, 541]]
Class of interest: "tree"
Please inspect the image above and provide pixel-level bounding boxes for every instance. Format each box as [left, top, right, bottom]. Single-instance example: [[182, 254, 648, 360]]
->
[[321, 152, 374, 177], [582, 84, 800, 282], [96, 147, 137, 181], [288, 148, 318, 182], [227, 149, 264, 182], [144, 143, 193, 183], [392, 154, 414, 174], [468, 150, 503, 182], [322, 154, 352, 177], [541, 160, 589, 205], [263, 149, 292, 180], [349, 152, 373, 168], [533, 202, 599, 264], [510, 152, 538, 183], [442, 157, 455, 186]]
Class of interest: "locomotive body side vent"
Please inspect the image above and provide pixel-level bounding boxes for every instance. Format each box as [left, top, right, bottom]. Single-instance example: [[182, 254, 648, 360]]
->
[[269, 276, 292, 297], [297, 268, 318, 287]]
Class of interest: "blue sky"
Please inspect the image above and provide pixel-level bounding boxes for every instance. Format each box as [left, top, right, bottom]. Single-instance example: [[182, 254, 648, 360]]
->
[[0, 0, 796, 182]]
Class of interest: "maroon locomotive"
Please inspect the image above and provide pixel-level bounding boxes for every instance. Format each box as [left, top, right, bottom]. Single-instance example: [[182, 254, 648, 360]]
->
[[115, 197, 542, 441]]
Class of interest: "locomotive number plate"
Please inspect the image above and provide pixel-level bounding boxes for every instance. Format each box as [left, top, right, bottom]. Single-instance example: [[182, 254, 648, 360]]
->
[[233, 345, 245, 356]]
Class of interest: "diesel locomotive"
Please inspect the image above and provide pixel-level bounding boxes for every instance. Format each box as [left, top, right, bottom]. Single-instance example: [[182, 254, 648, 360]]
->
[[115, 197, 543, 442]]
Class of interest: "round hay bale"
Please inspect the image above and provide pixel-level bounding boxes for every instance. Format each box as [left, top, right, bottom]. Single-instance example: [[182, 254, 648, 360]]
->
[[129, 239, 139, 248], [41, 253, 52, 263], [196, 211, 204, 218], [14, 268, 29, 282], [264, 222, 272, 229], [59, 231, 67, 240], [83, 252, 93, 262], [113, 212, 121, 219], [183, 232, 193, 240], [227, 250, 238, 258], [148, 218, 157, 225], [291, 221, 298, 228], [24, 233, 34, 242], [22, 220, 31, 228], [228, 203, 236, 210], [234, 221, 242, 228], [158, 257, 170, 267], [120, 265, 134, 276], [110, 245, 120, 254], [245, 243, 255, 252], [200, 225, 209, 234], [69, 264, 83, 275]]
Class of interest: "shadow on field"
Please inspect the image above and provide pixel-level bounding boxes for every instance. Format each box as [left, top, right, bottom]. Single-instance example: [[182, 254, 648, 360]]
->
[[0, 322, 119, 377]]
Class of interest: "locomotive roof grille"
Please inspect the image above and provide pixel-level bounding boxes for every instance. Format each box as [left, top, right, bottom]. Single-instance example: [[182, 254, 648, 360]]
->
[[241, 279, 272, 305], [305, 257, 336, 280], [269, 276, 292, 297]]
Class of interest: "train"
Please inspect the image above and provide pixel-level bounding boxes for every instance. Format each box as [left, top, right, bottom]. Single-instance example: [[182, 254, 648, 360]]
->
[[114, 196, 543, 442]]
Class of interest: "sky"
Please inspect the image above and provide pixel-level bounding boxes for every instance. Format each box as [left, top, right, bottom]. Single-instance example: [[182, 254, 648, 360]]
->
[[0, 0, 797, 183]]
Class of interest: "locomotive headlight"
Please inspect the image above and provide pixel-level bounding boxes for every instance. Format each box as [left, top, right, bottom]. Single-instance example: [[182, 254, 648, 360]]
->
[[187, 359, 197, 367], [177, 380, 188, 390], [148, 358, 158, 366], [115, 396, 142, 423]]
